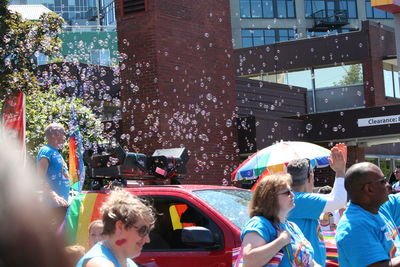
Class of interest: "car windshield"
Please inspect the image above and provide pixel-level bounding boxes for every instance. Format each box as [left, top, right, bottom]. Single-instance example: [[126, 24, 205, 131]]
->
[[192, 189, 251, 230]]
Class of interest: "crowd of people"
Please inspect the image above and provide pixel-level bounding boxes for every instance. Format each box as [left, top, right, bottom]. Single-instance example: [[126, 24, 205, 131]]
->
[[4, 121, 400, 267]]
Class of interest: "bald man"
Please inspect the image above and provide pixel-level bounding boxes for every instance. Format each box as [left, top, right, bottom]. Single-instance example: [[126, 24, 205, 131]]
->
[[336, 162, 400, 267]]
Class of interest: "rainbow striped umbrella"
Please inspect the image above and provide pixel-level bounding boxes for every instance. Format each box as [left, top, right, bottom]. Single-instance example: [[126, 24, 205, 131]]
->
[[232, 141, 331, 181]]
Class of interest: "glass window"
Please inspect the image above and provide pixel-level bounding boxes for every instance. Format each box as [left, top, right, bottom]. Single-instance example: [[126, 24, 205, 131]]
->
[[383, 60, 399, 98], [240, 0, 295, 18], [394, 68, 400, 97], [365, 0, 393, 18], [287, 0, 295, 17], [314, 64, 363, 88], [253, 30, 265, 46], [262, 0, 274, 18], [251, 0, 263, 18], [365, 2, 373, 18], [304, 0, 312, 17], [305, 0, 357, 18], [264, 29, 276, 44], [90, 49, 111, 66], [192, 189, 251, 230], [242, 28, 293, 47]]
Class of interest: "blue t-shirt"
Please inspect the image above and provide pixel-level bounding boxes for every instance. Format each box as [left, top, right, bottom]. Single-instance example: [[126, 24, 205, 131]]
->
[[392, 182, 400, 192], [241, 216, 314, 267], [76, 242, 138, 267], [288, 192, 327, 266], [37, 144, 70, 204], [336, 201, 400, 267], [381, 194, 400, 230]]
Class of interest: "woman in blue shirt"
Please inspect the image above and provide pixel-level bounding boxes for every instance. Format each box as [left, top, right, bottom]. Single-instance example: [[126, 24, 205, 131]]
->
[[241, 174, 320, 267], [77, 190, 155, 267]]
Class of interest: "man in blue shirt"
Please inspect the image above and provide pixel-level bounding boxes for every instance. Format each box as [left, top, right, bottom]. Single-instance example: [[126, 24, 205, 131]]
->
[[37, 123, 70, 226], [336, 162, 400, 267], [287, 145, 347, 266]]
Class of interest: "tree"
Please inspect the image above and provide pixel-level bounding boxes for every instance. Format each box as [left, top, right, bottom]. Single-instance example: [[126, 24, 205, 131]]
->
[[333, 64, 363, 86], [0, 0, 63, 99], [24, 89, 104, 159], [0, 1, 104, 158]]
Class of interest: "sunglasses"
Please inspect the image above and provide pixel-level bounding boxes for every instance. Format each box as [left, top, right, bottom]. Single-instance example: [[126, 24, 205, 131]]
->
[[278, 189, 293, 196], [364, 177, 387, 186], [132, 224, 152, 238], [306, 158, 314, 175]]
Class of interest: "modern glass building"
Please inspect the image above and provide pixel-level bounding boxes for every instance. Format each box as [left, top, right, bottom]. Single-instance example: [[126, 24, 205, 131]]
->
[[9, 0, 117, 66], [230, 0, 395, 48]]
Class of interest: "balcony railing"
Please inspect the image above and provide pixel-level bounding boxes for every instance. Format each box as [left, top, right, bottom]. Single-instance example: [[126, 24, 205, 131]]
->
[[312, 9, 349, 30]]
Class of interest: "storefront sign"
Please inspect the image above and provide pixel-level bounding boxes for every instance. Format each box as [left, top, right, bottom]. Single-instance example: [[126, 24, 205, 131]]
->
[[357, 114, 400, 127]]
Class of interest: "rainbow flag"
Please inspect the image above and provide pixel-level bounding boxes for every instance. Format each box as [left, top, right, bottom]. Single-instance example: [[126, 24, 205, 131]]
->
[[69, 103, 85, 191], [322, 231, 339, 264], [65, 192, 107, 250]]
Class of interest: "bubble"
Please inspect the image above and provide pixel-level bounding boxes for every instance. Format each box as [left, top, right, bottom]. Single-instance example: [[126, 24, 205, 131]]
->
[[306, 123, 312, 131], [204, 32, 209, 38], [226, 119, 232, 127], [358, 43, 363, 48], [332, 127, 338, 132]]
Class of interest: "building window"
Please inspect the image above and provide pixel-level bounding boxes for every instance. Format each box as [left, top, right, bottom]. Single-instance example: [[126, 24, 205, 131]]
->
[[240, 0, 295, 18], [305, 0, 357, 19], [36, 53, 49, 66], [90, 49, 111, 66], [241, 28, 295, 47], [307, 28, 350, 37], [365, 0, 394, 19], [383, 60, 399, 98]]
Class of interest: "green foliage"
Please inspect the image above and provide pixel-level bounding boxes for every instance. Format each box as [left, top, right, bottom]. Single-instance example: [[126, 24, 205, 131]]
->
[[0, 1, 64, 99], [24, 89, 104, 160], [0, 1, 103, 159], [334, 64, 363, 86]]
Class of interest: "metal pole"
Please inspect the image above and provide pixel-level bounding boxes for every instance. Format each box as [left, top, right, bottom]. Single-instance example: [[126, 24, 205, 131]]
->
[[311, 67, 317, 113]]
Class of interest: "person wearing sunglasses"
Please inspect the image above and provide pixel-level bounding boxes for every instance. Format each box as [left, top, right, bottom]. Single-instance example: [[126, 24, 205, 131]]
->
[[388, 168, 400, 193], [336, 162, 400, 267], [286, 144, 347, 266], [240, 174, 320, 267], [76, 189, 155, 267]]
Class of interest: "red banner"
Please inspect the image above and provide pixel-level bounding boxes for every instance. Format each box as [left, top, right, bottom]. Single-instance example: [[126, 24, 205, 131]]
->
[[2, 92, 26, 154]]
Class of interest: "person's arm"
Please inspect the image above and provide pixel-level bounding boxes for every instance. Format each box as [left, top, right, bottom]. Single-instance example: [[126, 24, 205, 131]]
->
[[38, 157, 68, 207], [84, 257, 115, 267], [368, 257, 400, 267], [242, 230, 290, 267], [312, 260, 322, 267], [322, 146, 347, 212]]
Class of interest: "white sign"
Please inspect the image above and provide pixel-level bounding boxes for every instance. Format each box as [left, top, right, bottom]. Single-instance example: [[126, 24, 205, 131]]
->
[[357, 114, 400, 127]]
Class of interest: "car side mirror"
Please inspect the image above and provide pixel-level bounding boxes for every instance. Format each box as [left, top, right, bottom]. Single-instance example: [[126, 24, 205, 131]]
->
[[181, 226, 215, 247]]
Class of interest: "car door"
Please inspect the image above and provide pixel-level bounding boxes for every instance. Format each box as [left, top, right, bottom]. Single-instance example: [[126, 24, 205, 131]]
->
[[135, 194, 234, 267]]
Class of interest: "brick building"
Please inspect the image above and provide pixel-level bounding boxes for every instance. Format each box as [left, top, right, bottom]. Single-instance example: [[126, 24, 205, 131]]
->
[[114, 0, 240, 184]]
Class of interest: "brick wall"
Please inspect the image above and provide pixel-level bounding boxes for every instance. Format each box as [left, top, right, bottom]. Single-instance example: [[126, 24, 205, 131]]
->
[[115, 0, 240, 184]]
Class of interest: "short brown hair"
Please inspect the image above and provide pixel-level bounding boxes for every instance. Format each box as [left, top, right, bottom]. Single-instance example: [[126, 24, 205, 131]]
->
[[101, 189, 156, 235], [249, 174, 292, 224]]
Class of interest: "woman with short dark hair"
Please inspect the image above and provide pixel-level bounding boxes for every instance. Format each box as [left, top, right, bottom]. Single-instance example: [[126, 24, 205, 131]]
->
[[77, 189, 155, 267], [240, 174, 319, 267]]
